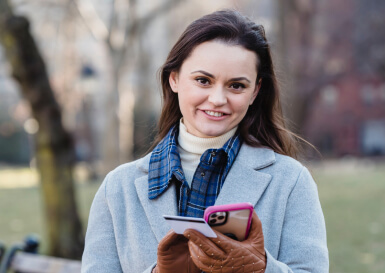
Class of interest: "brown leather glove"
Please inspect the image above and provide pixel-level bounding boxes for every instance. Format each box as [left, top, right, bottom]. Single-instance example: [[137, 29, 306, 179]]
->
[[184, 210, 266, 273], [153, 230, 201, 273]]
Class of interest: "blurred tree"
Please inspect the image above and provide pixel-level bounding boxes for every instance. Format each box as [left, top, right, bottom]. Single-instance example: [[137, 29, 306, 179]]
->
[[75, 0, 183, 173], [276, 0, 385, 141], [132, 31, 158, 158], [0, 0, 84, 259], [354, 0, 385, 77], [275, 0, 317, 134]]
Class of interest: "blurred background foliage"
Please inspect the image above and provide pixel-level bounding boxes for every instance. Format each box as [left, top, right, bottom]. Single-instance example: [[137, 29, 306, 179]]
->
[[0, 0, 384, 271]]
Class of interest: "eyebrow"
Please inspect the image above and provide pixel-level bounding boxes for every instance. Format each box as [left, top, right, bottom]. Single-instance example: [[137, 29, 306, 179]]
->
[[191, 70, 251, 83]]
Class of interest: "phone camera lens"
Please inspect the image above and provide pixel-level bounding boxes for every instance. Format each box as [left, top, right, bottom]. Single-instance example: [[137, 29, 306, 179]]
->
[[211, 213, 217, 218], [218, 215, 225, 220], [209, 219, 217, 224]]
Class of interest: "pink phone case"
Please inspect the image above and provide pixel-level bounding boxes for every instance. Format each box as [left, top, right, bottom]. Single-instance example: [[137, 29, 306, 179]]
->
[[204, 202, 253, 241]]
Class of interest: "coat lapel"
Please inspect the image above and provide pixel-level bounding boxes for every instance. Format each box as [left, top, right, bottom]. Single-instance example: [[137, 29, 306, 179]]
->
[[134, 154, 178, 242], [214, 145, 275, 208]]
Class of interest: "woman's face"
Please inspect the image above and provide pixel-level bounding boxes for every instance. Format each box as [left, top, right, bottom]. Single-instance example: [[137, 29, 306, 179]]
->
[[169, 41, 260, 138]]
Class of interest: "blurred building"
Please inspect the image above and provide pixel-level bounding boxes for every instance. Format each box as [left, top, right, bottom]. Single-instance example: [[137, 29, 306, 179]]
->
[[305, 75, 385, 157], [299, 0, 385, 157]]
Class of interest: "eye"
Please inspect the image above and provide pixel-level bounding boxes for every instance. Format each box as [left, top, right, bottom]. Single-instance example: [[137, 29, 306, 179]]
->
[[196, 77, 210, 85], [229, 82, 246, 90]]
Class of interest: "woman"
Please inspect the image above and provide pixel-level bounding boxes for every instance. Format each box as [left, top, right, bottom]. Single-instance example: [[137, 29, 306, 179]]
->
[[82, 10, 329, 273]]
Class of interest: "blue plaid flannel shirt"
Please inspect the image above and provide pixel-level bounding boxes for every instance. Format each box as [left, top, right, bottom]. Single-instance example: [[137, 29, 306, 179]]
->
[[148, 124, 242, 218]]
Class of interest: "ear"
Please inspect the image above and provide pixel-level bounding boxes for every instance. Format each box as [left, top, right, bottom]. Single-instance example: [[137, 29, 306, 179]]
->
[[250, 79, 262, 105], [169, 71, 179, 93]]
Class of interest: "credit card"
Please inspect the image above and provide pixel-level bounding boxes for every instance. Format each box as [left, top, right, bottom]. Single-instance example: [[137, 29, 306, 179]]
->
[[163, 215, 217, 238]]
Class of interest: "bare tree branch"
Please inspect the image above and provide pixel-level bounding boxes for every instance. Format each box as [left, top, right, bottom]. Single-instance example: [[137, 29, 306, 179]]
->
[[69, 0, 183, 71], [107, 0, 117, 44], [117, 0, 183, 70], [138, 0, 183, 32], [72, 0, 109, 41]]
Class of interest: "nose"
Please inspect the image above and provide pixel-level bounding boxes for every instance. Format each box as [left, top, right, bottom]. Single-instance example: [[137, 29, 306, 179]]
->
[[208, 86, 227, 106]]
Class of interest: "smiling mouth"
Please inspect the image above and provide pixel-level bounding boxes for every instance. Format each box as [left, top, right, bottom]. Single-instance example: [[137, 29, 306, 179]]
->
[[204, 110, 226, 117]]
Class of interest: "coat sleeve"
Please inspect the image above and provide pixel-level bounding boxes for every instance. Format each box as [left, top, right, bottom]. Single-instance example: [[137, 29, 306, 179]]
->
[[81, 174, 123, 273], [264, 167, 329, 273], [81, 174, 156, 273]]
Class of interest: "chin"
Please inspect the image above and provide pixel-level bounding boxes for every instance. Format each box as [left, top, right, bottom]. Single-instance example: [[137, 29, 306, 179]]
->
[[199, 129, 227, 138]]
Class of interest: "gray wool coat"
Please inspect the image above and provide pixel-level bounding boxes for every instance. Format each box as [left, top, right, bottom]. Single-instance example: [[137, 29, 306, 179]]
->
[[81, 144, 329, 273]]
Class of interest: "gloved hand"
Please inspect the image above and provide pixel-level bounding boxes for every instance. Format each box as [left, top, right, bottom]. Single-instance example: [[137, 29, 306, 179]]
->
[[153, 230, 201, 273], [184, 210, 266, 273]]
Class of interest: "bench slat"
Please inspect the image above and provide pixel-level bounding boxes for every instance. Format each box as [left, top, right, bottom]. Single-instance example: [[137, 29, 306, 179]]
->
[[11, 252, 81, 273]]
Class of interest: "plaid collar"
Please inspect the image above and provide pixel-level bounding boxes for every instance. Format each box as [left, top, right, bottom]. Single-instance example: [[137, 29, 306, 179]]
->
[[148, 125, 183, 199], [148, 124, 241, 201]]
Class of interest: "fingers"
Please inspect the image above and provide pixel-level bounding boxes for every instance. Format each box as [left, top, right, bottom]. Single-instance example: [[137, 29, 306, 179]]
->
[[187, 241, 213, 271], [211, 228, 238, 244], [183, 229, 226, 259], [158, 230, 183, 252]]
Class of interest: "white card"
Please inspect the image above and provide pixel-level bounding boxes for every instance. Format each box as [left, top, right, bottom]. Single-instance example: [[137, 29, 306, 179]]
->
[[163, 215, 217, 238]]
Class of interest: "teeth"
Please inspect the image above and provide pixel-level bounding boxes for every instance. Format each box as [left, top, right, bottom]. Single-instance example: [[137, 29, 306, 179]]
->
[[205, 111, 224, 117]]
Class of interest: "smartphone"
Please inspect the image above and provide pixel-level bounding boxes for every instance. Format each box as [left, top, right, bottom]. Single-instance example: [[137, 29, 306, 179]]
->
[[203, 202, 253, 241]]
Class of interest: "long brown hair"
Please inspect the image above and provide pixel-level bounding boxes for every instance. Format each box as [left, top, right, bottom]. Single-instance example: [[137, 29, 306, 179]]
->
[[153, 10, 301, 158]]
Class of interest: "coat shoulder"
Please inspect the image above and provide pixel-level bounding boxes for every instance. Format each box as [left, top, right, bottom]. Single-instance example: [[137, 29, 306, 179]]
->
[[273, 152, 304, 172], [267, 152, 316, 192], [240, 144, 304, 174], [252, 148, 309, 189], [102, 153, 151, 195]]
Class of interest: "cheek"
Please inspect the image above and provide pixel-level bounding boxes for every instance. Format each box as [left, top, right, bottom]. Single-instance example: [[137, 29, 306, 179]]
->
[[177, 91, 197, 116], [179, 87, 204, 106], [178, 92, 192, 108], [231, 97, 252, 115]]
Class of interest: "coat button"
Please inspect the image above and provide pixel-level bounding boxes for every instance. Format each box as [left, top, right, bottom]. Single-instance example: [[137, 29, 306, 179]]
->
[[211, 151, 216, 156], [201, 172, 205, 177]]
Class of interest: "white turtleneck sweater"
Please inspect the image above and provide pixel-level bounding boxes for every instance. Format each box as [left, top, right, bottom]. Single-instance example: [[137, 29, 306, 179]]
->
[[177, 119, 238, 187]]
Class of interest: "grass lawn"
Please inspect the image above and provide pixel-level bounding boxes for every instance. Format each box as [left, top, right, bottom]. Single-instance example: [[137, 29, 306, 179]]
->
[[311, 161, 385, 273], [1, 162, 385, 272], [0, 175, 101, 254]]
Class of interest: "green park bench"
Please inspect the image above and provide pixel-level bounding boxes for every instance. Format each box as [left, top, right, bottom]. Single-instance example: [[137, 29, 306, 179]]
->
[[0, 236, 81, 273]]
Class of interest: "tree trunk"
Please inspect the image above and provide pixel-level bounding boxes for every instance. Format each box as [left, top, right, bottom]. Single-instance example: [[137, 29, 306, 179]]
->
[[0, 6, 84, 259], [133, 37, 157, 158], [275, 0, 316, 134], [101, 65, 121, 173]]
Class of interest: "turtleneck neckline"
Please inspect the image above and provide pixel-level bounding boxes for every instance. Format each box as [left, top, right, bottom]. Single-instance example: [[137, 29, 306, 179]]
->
[[178, 119, 238, 155]]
